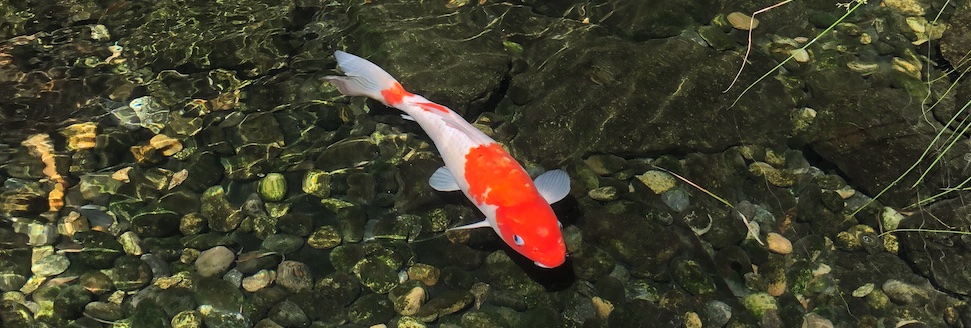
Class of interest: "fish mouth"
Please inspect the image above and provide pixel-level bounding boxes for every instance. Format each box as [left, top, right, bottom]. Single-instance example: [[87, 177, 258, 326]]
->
[[531, 251, 568, 268], [534, 261, 554, 268]]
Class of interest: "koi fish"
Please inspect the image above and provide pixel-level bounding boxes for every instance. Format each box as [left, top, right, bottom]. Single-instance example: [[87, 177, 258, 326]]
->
[[324, 51, 571, 268]]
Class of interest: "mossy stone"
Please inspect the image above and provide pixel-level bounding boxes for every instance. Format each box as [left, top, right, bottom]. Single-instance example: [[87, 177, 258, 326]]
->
[[171, 310, 203, 328], [107, 256, 153, 291], [258, 173, 287, 202], [329, 244, 366, 273], [130, 298, 169, 328], [307, 225, 342, 249], [302, 170, 332, 198], [261, 234, 304, 254], [53, 284, 92, 319], [347, 293, 395, 326], [672, 259, 716, 296], [353, 258, 399, 294], [741, 292, 777, 318], [314, 273, 361, 307]]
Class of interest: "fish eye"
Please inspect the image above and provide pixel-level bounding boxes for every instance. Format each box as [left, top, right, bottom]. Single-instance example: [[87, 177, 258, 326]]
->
[[513, 235, 524, 246]]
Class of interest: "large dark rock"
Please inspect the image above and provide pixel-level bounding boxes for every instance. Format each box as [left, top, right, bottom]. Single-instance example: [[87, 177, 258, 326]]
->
[[321, 1, 510, 118], [898, 198, 971, 296], [523, 0, 719, 40], [123, 0, 296, 77], [507, 29, 791, 168], [803, 67, 968, 207], [940, 2, 971, 70]]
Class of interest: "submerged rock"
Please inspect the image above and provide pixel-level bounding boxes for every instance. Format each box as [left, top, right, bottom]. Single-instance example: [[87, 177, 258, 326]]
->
[[461, 310, 510, 328], [315, 137, 380, 172], [672, 258, 716, 296], [726, 12, 759, 30], [31, 254, 69, 277], [636, 170, 677, 194], [347, 293, 395, 326], [741, 292, 777, 319], [407, 263, 441, 286], [194, 278, 245, 314], [171, 310, 203, 328], [84, 302, 125, 322], [415, 290, 474, 322], [314, 273, 361, 308], [302, 170, 333, 198], [0, 274, 26, 291], [130, 205, 181, 237], [79, 271, 114, 295], [201, 186, 242, 232], [307, 225, 342, 249], [390, 282, 426, 316], [261, 234, 303, 254], [898, 199, 971, 296], [242, 269, 275, 293], [940, 3, 970, 68], [508, 33, 790, 168], [258, 173, 288, 202], [199, 304, 252, 328], [105, 256, 153, 291], [269, 299, 309, 327], [195, 246, 236, 278], [765, 233, 792, 255], [53, 284, 92, 319], [130, 298, 171, 328], [353, 257, 400, 294], [276, 261, 313, 293]]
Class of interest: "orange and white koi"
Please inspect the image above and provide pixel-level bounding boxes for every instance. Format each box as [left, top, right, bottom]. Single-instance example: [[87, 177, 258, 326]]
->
[[325, 51, 571, 268]]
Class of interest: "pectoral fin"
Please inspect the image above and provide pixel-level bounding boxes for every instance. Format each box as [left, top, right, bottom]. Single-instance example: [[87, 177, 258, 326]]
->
[[534, 169, 571, 204], [448, 220, 491, 230], [429, 167, 461, 192]]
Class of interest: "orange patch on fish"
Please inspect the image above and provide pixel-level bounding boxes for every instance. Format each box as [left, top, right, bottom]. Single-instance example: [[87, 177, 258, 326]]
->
[[464, 143, 538, 207], [496, 199, 553, 233], [380, 82, 412, 105], [415, 101, 450, 113]]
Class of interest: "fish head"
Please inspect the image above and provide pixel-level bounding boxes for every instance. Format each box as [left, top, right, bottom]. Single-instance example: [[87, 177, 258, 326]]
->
[[496, 200, 567, 268]]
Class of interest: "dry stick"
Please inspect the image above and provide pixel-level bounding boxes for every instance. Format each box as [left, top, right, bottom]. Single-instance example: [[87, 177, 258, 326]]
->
[[723, 0, 794, 93]]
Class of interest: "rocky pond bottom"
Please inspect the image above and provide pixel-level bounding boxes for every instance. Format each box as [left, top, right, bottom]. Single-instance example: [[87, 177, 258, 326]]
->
[[2, 107, 970, 327], [2, 0, 971, 327]]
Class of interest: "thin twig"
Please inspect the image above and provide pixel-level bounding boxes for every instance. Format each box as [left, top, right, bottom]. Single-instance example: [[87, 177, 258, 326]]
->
[[723, 0, 793, 93]]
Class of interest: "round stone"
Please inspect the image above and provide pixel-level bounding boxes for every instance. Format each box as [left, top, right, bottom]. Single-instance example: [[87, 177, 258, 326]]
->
[[242, 269, 275, 293], [276, 261, 313, 293], [32, 254, 70, 276], [0, 274, 27, 291], [766, 233, 792, 255], [636, 170, 677, 194], [407, 264, 441, 286], [307, 225, 342, 249], [195, 246, 236, 278], [391, 285, 426, 316], [258, 173, 288, 202], [587, 186, 618, 201], [727, 12, 759, 30]]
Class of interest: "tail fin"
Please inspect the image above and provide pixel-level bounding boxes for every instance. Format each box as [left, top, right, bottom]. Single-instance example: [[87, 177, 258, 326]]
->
[[324, 51, 410, 106]]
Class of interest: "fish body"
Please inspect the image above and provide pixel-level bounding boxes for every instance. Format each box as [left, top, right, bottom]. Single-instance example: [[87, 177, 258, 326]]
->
[[325, 51, 571, 268]]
